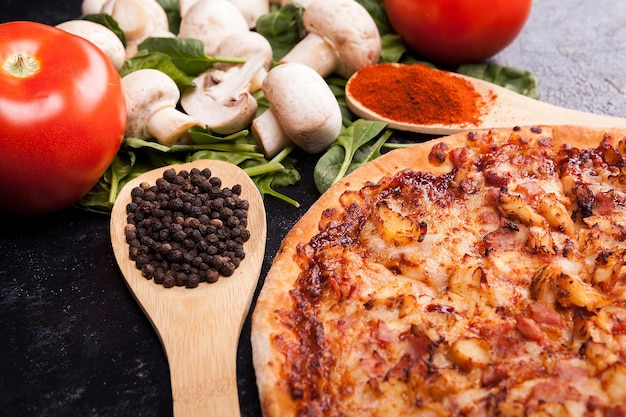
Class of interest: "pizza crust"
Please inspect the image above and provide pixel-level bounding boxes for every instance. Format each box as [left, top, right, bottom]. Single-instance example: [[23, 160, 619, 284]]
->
[[251, 125, 626, 417]]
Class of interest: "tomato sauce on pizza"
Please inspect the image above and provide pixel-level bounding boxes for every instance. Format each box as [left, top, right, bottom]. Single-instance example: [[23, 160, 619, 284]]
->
[[252, 126, 626, 417]]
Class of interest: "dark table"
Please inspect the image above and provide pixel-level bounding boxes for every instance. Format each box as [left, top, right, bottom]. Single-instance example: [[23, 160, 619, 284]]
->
[[1, 1, 625, 416]]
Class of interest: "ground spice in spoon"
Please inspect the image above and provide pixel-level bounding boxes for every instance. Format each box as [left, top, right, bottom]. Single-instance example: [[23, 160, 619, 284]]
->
[[347, 63, 489, 126]]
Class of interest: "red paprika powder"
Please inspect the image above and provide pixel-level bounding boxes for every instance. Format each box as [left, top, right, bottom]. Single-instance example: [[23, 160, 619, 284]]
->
[[346, 63, 488, 126]]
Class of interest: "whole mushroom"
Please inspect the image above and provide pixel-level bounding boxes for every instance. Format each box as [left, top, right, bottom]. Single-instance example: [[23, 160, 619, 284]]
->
[[251, 63, 343, 158], [280, 0, 381, 78], [56, 20, 126, 69], [279, 0, 314, 7], [180, 53, 265, 134], [178, 0, 249, 56], [101, 0, 170, 44], [180, 0, 268, 28], [227, 0, 270, 29], [122, 69, 205, 146]]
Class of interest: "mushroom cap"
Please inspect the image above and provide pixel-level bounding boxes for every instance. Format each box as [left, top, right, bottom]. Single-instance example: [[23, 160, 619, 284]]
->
[[303, 0, 381, 78], [56, 20, 126, 69], [228, 0, 270, 28], [122, 69, 181, 139], [178, 0, 249, 55], [262, 62, 342, 153], [102, 0, 169, 41]]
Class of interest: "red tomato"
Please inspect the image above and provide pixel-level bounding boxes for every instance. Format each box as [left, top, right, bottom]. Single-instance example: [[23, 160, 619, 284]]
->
[[385, 0, 532, 65], [0, 21, 126, 215]]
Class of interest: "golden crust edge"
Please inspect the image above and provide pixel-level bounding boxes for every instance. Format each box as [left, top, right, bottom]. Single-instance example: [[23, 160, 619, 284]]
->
[[250, 125, 626, 417]]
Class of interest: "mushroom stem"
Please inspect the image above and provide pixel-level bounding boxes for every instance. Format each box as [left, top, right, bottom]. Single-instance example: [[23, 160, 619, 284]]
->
[[279, 0, 381, 79], [280, 33, 338, 78], [146, 107, 202, 146], [251, 109, 292, 158], [122, 68, 204, 146]]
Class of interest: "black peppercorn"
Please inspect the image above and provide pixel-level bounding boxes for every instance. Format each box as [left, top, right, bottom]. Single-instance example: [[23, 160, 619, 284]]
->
[[125, 167, 250, 288]]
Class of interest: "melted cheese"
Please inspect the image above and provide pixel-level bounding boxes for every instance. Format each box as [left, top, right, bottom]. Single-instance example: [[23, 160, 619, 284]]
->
[[273, 130, 626, 416]]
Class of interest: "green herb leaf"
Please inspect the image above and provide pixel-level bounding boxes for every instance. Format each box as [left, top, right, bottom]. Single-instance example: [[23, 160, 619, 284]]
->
[[253, 175, 301, 207], [380, 34, 408, 63], [80, 13, 127, 46], [355, 0, 393, 36], [256, 3, 305, 61], [155, 0, 181, 34], [187, 127, 250, 144], [120, 50, 195, 89], [137, 37, 221, 76], [457, 63, 539, 99], [314, 119, 389, 193]]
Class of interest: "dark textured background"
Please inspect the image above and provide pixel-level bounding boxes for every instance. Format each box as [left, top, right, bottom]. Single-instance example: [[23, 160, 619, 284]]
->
[[1, 1, 625, 416]]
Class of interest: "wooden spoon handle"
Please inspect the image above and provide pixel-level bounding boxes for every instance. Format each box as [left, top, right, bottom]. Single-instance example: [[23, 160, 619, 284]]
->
[[481, 82, 626, 129], [163, 316, 241, 417]]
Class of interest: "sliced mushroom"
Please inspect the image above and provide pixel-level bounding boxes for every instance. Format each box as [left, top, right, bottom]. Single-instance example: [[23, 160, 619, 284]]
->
[[251, 62, 342, 158], [280, 0, 381, 78], [56, 20, 126, 69], [180, 53, 265, 135], [178, 0, 249, 55], [122, 69, 205, 146], [214, 31, 273, 93]]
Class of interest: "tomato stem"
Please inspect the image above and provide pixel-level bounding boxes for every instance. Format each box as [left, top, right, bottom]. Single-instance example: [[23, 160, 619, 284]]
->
[[3, 52, 41, 78]]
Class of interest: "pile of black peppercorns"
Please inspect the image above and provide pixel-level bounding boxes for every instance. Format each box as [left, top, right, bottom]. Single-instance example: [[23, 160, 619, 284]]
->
[[124, 167, 251, 288]]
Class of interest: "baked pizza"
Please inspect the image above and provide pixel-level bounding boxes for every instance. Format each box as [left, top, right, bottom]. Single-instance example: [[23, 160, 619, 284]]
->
[[251, 125, 626, 417]]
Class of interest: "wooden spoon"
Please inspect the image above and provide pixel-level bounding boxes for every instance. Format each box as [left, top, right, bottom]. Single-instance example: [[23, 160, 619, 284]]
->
[[345, 63, 626, 135], [110, 160, 267, 417]]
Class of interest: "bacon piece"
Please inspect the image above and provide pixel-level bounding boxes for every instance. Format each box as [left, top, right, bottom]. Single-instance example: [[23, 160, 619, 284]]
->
[[526, 380, 582, 411], [515, 314, 545, 342], [596, 191, 617, 216], [483, 227, 525, 252], [516, 181, 545, 202], [528, 301, 562, 326]]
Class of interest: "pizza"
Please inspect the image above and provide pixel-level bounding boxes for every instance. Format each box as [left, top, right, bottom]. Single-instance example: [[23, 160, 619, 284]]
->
[[251, 125, 626, 417]]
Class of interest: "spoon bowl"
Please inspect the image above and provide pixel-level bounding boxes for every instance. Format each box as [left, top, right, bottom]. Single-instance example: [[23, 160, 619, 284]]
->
[[110, 160, 266, 417], [346, 63, 626, 135]]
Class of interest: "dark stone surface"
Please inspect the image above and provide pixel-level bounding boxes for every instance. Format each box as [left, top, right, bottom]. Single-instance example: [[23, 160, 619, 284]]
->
[[0, 1, 624, 416]]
